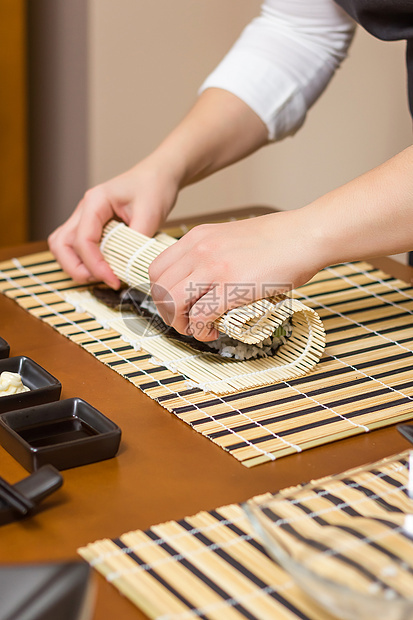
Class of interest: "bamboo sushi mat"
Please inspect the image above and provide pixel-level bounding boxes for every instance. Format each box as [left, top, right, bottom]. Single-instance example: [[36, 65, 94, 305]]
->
[[78, 451, 413, 619], [1, 252, 413, 467]]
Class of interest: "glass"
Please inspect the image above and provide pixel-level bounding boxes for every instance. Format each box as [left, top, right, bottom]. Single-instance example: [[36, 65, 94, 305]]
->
[[244, 453, 413, 620]]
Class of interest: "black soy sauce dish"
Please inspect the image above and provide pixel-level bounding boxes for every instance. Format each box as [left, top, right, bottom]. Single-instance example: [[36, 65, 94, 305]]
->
[[0, 398, 122, 471], [0, 337, 10, 359], [0, 356, 61, 414]]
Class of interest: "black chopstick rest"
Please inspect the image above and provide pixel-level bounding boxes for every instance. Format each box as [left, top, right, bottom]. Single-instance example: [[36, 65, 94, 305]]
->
[[0, 466, 63, 526], [0, 476, 34, 515]]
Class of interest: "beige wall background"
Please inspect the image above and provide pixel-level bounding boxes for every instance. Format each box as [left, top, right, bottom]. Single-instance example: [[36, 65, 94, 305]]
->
[[30, 1, 412, 253]]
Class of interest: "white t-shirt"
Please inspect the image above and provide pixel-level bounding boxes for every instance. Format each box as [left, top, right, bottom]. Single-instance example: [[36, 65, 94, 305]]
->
[[199, 0, 355, 141]]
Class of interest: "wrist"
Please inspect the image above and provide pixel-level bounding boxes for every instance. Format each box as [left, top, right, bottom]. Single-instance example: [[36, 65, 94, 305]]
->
[[150, 118, 214, 189], [281, 208, 330, 276], [299, 204, 336, 272], [143, 144, 187, 193]]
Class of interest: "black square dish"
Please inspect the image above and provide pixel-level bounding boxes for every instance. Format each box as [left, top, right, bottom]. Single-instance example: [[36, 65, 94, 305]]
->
[[0, 561, 93, 620], [0, 337, 10, 359], [0, 356, 61, 414], [0, 398, 122, 471]]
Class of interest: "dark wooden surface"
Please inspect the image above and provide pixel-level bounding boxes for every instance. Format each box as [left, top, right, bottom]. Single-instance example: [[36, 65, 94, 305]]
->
[[0, 208, 412, 620]]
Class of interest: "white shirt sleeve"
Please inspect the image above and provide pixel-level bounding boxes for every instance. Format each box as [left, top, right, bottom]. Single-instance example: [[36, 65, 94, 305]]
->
[[199, 0, 355, 141]]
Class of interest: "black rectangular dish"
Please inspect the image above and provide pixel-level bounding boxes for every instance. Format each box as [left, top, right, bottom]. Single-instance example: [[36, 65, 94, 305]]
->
[[0, 561, 93, 620], [0, 397, 122, 471], [0, 336, 10, 359], [0, 356, 61, 414]]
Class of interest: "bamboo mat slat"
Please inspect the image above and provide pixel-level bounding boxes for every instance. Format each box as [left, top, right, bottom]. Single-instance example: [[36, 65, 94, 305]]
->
[[78, 451, 413, 619], [1, 252, 413, 467]]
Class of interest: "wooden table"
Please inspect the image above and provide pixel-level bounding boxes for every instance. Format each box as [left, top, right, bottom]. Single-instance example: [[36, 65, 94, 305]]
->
[[0, 208, 412, 620]]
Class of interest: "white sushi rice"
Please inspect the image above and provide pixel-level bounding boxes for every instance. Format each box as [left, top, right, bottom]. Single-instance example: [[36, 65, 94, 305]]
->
[[206, 323, 292, 360]]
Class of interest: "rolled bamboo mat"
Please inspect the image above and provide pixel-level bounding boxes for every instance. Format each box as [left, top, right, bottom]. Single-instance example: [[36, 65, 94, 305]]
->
[[1, 252, 413, 467], [78, 451, 413, 619], [100, 220, 325, 353]]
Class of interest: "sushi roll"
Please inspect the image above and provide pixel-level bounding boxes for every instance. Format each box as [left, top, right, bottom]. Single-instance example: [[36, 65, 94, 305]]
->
[[91, 284, 292, 360]]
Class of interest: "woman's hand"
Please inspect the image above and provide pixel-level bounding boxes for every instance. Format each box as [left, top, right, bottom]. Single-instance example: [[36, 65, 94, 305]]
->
[[149, 144, 413, 342], [48, 158, 180, 288], [148, 211, 323, 341], [48, 88, 269, 290], [48, 89, 269, 290]]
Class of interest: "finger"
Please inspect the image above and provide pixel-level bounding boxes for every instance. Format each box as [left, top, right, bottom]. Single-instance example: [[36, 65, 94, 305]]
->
[[167, 281, 215, 335], [151, 264, 218, 336], [150, 282, 178, 326], [74, 197, 121, 288], [188, 285, 226, 341], [48, 213, 95, 283], [128, 205, 162, 238], [77, 239, 120, 288], [48, 207, 81, 260], [148, 239, 190, 284], [150, 269, 199, 330], [149, 258, 200, 312], [53, 241, 94, 283], [148, 223, 213, 283]]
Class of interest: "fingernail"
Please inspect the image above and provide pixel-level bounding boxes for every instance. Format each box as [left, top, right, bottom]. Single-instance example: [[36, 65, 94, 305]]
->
[[104, 279, 120, 290]]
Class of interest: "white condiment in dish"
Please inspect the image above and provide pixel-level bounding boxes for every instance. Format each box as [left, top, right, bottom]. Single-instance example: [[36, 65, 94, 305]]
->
[[0, 371, 30, 396]]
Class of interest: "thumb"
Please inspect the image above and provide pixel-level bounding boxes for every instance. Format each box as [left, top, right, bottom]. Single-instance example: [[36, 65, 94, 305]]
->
[[188, 285, 225, 342], [128, 206, 164, 238]]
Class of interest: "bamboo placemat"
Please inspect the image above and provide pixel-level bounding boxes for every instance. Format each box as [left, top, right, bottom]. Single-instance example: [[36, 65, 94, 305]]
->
[[0, 253, 413, 467], [78, 451, 413, 619]]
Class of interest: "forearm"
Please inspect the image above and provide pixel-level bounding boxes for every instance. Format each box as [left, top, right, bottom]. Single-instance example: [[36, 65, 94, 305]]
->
[[147, 88, 269, 189], [304, 145, 413, 267], [146, 0, 355, 191]]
